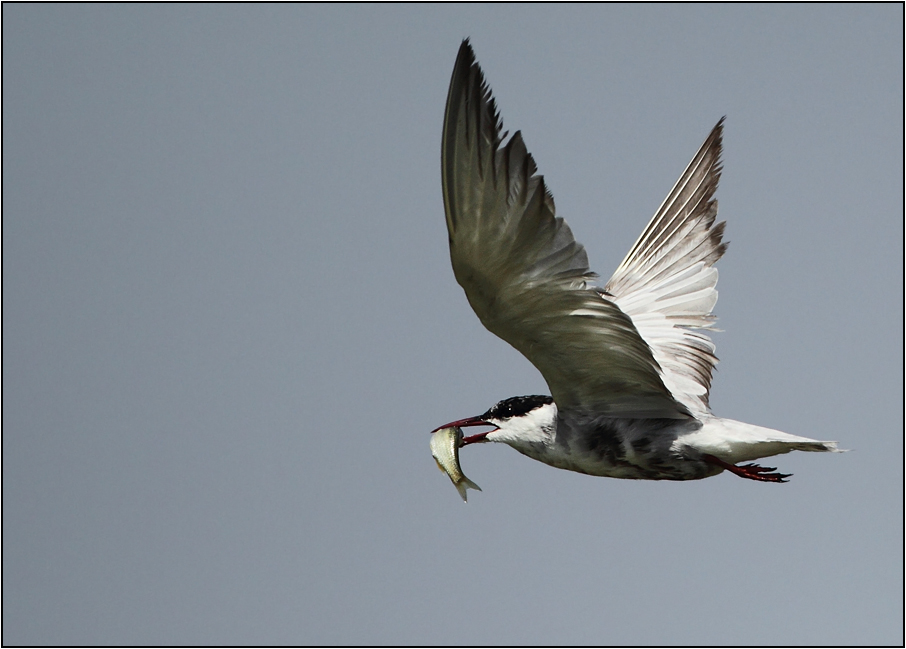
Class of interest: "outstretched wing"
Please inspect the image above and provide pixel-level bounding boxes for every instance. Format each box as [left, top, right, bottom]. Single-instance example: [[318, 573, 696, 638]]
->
[[441, 40, 690, 419], [605, 120, 727, 416]]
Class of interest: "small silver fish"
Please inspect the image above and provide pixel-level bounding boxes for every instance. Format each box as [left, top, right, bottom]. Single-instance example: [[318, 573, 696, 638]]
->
[[430, 426, 482, 502]]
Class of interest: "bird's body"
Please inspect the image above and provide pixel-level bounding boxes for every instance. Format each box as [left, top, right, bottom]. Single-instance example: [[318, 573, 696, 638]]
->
[[480, 399, 836, 481], [432, 40, 839, 486]]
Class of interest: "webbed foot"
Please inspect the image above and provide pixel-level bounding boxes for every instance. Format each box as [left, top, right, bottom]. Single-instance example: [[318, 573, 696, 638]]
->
[[702, 454, 792, 483]]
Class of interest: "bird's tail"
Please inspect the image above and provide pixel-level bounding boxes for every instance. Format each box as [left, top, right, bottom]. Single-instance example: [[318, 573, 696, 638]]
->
[[685, 417, 845, 464]]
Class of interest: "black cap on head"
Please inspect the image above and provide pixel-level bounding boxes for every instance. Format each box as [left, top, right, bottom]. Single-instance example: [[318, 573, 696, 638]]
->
[[481, 395, 553, 420]]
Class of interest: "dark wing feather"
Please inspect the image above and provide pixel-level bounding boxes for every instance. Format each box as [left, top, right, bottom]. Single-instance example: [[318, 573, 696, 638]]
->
[[441, 41, 690, 419]]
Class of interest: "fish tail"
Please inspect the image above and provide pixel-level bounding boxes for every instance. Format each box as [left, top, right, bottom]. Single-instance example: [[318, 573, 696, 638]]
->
[[455, 477, 482, 503]]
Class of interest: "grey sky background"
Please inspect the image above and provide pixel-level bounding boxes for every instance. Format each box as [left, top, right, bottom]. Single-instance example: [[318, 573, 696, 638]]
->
[[3, 4, 902, 645]]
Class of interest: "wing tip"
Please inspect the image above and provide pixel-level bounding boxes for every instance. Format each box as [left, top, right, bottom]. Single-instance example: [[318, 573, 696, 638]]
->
[[455, 38, 476, 70], [443, 38, 506, 233], [446, 38, 505, 156]]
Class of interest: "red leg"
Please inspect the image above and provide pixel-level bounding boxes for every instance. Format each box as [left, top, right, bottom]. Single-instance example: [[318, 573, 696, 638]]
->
[[702, 454, 791, 483]]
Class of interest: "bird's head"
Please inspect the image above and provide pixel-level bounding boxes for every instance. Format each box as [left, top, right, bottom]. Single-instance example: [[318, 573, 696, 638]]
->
[[433, 395, 557, 446]]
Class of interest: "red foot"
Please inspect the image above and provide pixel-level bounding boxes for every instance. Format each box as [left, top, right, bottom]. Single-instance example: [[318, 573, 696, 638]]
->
[[702, 454, 791, 483]]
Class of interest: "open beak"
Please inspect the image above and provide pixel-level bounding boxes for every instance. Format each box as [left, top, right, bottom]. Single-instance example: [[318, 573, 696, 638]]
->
[[431, 415, 498, 446]]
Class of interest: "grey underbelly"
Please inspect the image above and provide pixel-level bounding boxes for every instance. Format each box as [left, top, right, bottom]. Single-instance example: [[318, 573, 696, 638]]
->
[[512, 417, 719, 481]]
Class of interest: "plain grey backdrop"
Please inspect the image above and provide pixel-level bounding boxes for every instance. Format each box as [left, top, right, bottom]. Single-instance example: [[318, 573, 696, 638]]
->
[[3, 4, 903, 645]]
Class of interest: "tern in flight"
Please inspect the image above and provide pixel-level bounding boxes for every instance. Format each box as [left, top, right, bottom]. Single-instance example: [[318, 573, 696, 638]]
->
[[432, 40, 839, 483]]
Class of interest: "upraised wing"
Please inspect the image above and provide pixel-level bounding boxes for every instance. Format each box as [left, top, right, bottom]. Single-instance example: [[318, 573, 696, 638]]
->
[[441, 40, 690, 419], [605, 120, 727, 416]]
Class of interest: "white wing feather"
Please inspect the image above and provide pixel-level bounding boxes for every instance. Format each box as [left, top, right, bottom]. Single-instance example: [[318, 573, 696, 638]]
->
[[605, 120, 727, 416]]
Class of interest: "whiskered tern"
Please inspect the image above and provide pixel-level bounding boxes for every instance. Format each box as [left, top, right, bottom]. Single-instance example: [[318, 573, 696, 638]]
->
[[431, 40, 840, 484]]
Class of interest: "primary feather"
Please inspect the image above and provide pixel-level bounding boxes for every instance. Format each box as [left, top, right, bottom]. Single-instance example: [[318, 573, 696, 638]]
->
[[605, 119, 727, 416]]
